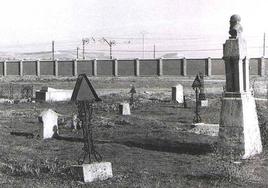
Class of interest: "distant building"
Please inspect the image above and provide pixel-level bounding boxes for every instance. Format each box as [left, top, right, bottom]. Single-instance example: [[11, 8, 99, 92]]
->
[[161, 53, 184, 59]]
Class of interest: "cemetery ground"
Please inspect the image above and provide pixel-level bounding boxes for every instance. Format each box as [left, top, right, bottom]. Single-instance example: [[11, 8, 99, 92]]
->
[[0, 76, 268, 187]]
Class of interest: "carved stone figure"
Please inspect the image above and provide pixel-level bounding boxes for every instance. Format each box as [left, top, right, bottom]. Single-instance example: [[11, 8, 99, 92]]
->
[[229, 14, 243, 39]]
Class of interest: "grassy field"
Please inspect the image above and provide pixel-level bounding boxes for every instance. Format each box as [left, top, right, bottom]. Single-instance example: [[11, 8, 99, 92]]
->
[[0, 77, 268, 187]]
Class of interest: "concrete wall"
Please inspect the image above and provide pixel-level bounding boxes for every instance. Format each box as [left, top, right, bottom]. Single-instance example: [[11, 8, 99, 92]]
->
[[211, 59, 225, 75], [265, 58, 268, 75], [140, 59, 158, 76], [97, 60, 113, 76], [58, 61, 73, 76], [249, 58, 258, 75], [40, 61, 54, 75], [186, 59, 206, 75], [0, 62, 3, 76], [118, 60, 135, 76], [162, 59, 182, 76], [77, 60, 92, 76], [23, 61, 36, 75], [7, 61, 20, 75], [0, 57, 267, 77]]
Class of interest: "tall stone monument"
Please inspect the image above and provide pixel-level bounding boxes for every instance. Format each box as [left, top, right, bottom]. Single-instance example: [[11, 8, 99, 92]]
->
[[218, 15, 262, 159]]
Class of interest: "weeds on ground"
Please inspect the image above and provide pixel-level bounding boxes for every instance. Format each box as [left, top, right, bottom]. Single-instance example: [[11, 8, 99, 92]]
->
[[1, 157, 73, 179]]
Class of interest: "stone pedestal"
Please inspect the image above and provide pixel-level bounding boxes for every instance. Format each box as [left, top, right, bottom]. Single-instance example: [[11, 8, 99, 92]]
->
[[218, 32, 262, 158], [119, 102, 131, 115], [172, 84, 183, 103], [71, 162, 113, 183], [219, 92, 262, 158]]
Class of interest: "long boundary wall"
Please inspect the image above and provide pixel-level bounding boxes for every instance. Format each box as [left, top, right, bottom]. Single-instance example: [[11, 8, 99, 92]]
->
[[0, 57, 266, 77]]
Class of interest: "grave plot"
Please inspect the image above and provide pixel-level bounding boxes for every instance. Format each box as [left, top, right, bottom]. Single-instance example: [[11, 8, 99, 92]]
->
[[1, 88, 268, 187]]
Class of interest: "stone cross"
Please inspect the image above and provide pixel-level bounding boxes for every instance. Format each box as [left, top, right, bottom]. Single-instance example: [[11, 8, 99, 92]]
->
[[129, 85, 136, 105], [198, 72, 206, 100]]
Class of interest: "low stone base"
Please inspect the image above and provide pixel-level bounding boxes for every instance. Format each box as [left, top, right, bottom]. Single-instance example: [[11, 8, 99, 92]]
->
[[190, 123, 219, 136], [119, 102, 131, 115], [218, 92, 262, 159], [71, 162, 113, 183]]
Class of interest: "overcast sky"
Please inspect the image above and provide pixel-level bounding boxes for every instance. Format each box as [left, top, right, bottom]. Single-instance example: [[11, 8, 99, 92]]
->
[[0, 0, 268, 57]]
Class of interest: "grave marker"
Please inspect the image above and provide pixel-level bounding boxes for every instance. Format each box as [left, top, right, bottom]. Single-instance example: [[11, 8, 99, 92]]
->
[[192, 74, 202, 123], [198, 72, 208, 107], [119, 102, 131, 115], [21, 85, 33, 99], [36, 87, 73, 102], [71, 162, 113, 183], [129, 85, 136, 105], [71, 74, 112, 183], [171, 84, 183, 103], [218, 15, 262, 159], [38, 109, 58, 139], [71, 74, 101, 102]]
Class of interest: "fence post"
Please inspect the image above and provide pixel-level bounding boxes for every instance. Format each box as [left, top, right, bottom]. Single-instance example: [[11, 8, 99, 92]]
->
[[92, 59, 97, 76], [3, 60, 7, 76], [73, 59, 78, 77], [36, 60, 40, 77], [135, 58, 140, 76], [182, 58, 187, 76], [54, 59, 58, 77], [206, 57, 212, 76], [19, 60, 23, 76], [258, 57, 265, 76], [158, 58, 163, 76], [113, 59, 118, 76]]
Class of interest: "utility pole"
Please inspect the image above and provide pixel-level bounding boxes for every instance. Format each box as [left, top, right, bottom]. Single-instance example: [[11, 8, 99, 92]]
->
[[141, 32, 146, 59], [52, 40, 55, 60], [263, 32, 266, 57], [140, 31, 149, 59], [153, 44, 156, 59], [82, 38, 89, 60], [76, 47, 79, 59], [103, 38, 116, 59]]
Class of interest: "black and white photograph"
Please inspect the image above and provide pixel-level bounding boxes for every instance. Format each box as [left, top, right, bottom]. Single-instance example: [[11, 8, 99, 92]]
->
[[0, 0, 268, 187]]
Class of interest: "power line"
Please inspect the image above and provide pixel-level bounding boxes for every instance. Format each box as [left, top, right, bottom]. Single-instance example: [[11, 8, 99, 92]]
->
[[88, 46, 263, 53]]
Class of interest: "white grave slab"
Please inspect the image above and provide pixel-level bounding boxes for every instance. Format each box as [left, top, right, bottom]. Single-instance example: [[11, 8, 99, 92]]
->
[[190, 123, 219, 136], [119, 102, 131, 115], [199, 99, 209, 107], [39, 109, 58, 139], [172, 84, 183, 103], [36, 87, 73, 102], [71, 162, 113, 183]]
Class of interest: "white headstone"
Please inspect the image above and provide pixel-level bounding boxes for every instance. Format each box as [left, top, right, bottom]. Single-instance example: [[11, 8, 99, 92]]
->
[[119, 102, 131, 115], [172, 84, 183, 103], [71, 162, 113, 183], [39, 109, 58, 139]]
